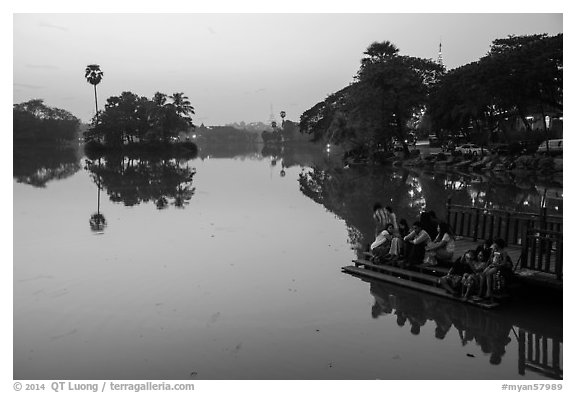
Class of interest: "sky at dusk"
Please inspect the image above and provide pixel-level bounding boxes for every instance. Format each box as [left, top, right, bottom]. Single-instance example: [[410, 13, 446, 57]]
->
[[13, 13, 563, 126]]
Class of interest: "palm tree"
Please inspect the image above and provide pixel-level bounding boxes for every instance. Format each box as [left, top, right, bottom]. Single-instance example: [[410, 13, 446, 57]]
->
[[85, 64, 104, 125], [152, 92, 167, 107], [170, 92, 195, 118], [280, 110, 286, 127]]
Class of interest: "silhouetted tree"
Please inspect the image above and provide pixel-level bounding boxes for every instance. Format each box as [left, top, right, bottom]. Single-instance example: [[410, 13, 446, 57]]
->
[[85, 64, 104, 124]]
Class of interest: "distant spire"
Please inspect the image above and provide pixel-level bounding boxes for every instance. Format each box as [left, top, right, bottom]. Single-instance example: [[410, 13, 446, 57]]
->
[[437, 39, 444, 67], [269, 104, 277, 124]]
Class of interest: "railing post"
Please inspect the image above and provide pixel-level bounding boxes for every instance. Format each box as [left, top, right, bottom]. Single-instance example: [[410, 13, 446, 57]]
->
[[505, 212, 511, 245], [446, 197, 452, 229], [489, 214, 495, 241], [530, 233, 537, 271], [540, 206, 548, 231], [474, 208, 480, 241], [552, 339, 561, 376], [519, 329, 526, 376], [521, 229, 529, 269], [556, 237, 563, 281]]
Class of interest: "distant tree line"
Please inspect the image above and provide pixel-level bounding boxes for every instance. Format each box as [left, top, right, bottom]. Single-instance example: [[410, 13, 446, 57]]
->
[[84, 91, 195, 147], [13, 99, 80, 146], [262, 120, 310, 144], [300, 34, 562, 158], [194, 124, 259, 144]]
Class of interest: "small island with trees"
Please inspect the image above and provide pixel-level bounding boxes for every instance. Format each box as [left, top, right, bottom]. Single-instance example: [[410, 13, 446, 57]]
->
[[83, 64, 198, 157]]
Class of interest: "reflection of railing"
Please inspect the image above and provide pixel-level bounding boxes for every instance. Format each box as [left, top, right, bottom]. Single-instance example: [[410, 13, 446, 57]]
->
[[446, 199, 562, 247], [518, 329, 562, 380], [522, 229, 563, 280]]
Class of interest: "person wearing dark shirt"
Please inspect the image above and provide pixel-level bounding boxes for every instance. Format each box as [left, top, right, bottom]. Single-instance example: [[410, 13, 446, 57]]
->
[[475, 238, 493, 257], [420, 211, 439, 240], [439, 251, 474, 295], [403, 221, 432, 266]]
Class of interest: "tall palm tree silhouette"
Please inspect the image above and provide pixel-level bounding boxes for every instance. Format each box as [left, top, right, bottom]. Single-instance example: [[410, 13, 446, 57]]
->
[[85, 64, 104, 124], [170, 92, 195, 118]]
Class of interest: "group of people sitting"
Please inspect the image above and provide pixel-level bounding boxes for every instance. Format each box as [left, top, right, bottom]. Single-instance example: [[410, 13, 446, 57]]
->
[[367, 203, 514, 300], [368, 204, 455, 268], [438, 238, 513, 300]]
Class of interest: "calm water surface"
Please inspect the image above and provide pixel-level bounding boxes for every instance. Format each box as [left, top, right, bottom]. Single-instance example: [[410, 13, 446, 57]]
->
[[13, 144, 562, 380]]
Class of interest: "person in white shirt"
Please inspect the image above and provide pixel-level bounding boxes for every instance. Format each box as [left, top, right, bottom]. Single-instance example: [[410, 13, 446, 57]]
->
[[370, 223, 394, 263]]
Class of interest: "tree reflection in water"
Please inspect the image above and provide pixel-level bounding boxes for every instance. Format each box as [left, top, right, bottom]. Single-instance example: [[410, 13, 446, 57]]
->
[[298, 165, 427, 253], [13, 146, 81, 187], [84, 152, 197, 209], [89, 163, 107, 233], [89, 213, 107, 232], [297, 164, 562, 255]]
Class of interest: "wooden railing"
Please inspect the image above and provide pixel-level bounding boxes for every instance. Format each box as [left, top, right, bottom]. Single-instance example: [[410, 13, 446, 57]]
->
[[519, 329, 562, 380], [446, 199, 562, 247], [522, 229, 563, 280]]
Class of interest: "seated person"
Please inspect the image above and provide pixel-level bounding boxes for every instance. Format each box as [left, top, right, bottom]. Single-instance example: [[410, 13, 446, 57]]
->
[[369, 223, 394, 263], [439, 251, 473, 295], [386, 219, 410, 261], [403, 221, 432, 266], [424, 221, 456, 265], [478, 238, 513, 299], [475, 238, 493, 257], [461, 250, 488, 299]]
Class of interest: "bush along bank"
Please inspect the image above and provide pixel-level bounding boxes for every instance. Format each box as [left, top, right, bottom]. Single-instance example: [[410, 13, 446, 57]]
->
[[398, 153, 562, 175]]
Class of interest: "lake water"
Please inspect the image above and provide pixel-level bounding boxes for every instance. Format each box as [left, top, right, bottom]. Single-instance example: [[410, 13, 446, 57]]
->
[[13, 143, 562, 380]]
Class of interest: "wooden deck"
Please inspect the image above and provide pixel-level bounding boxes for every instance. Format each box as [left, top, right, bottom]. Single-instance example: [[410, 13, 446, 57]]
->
[[342, 262, 499, 309], [452, 237, 522, 263], [342, 236, 561, 307], [454, 237, 562, 291]]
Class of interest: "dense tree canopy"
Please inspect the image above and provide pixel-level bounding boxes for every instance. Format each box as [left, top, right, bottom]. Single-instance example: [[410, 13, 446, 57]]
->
[[300, 40, 443, 158], [300, 34, 562, 158], [428, 34, 562, 143], [14, 99, 80, 145], [85, 91, 195, 146]]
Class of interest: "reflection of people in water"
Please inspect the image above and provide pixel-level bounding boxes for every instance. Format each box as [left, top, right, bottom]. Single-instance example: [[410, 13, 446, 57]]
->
[[370, 286, 395, 319], [368, 281, 513, 365]]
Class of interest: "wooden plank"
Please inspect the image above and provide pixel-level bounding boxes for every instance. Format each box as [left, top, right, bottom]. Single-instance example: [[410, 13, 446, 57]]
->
[[342, 266, 499, 309], [414, 264, 450, 276], [353, 259, 440, 284]]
